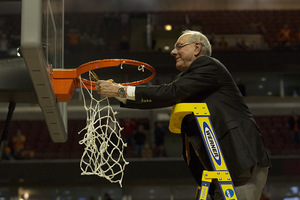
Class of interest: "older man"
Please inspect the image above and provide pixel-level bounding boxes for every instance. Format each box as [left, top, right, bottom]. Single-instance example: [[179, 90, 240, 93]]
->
[[96, 30, 271, 200]]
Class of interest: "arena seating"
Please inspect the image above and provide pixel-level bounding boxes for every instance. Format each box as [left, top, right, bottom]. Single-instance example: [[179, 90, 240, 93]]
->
[[1, 10, 300, 58], [63, 10, 300, 50], [255, 115, 300, 156], [1, 115, 300, 160]]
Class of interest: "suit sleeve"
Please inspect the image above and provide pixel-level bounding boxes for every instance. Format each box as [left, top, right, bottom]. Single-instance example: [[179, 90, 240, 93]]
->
[[122, 57, 222, 109]]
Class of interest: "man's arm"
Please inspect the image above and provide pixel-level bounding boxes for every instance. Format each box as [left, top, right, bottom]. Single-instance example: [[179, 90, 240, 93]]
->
[[96, 56, 222, 108], [95, 80, 135, 100]]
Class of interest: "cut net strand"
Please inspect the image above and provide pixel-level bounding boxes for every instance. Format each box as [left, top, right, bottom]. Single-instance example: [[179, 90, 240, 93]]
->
[[78, 72, 129, 187]]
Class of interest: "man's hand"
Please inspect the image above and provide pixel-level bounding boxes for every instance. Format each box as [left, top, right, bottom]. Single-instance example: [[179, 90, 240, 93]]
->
[[96, 80, 121, 97]]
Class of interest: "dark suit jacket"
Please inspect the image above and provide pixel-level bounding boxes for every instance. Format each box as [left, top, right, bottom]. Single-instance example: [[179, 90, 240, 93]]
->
[[123, 56, 271, 181]]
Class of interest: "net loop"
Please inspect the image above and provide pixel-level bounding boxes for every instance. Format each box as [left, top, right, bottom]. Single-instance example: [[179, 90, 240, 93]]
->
[[119, 60, 125, 69], [138, 65, 145, 72], [78, 72, 129, 187]]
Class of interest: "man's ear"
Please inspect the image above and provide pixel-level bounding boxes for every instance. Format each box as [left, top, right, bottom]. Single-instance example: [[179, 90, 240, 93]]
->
[[194, 43, 202, 56]]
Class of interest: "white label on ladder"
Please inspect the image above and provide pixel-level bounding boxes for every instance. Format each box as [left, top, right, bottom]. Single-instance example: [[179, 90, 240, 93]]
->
[[203, 122, 221, 166]]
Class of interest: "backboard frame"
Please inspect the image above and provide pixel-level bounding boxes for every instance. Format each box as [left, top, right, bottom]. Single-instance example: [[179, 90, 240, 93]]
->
[[21, 0, 67, 142]]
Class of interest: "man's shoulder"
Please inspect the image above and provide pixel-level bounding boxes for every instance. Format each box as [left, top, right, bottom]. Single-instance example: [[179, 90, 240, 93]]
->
[[188, 56, 220, 72], [193, 56, 220, 66]]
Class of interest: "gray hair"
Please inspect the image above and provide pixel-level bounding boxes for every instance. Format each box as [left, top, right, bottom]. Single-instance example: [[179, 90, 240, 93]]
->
[[182, 30, 212, 56]]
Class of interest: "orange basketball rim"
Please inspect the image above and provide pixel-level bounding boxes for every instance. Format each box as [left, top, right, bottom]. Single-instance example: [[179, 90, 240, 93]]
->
[[51, 59, 156, 102]]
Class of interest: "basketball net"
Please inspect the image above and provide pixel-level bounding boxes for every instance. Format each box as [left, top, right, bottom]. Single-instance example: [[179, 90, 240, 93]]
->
[[77, 72, 129, 187]]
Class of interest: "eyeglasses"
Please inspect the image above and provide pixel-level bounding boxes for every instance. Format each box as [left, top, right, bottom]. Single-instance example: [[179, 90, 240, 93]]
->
[[174, 42, 195, 50]]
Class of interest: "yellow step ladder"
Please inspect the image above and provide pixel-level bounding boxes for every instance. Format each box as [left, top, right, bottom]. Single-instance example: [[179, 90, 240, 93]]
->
[[169, 103, 239, 200]]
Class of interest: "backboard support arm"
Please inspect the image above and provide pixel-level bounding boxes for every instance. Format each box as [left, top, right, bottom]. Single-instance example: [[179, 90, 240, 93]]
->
[[0, 101, 16, 164]]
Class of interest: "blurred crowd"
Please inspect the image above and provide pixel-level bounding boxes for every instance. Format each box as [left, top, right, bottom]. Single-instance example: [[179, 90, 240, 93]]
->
[[2, 11, 300, 60]]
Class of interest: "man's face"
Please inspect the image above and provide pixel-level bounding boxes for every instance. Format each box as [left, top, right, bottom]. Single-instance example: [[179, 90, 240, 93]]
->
[[171, 34, 198, 72]]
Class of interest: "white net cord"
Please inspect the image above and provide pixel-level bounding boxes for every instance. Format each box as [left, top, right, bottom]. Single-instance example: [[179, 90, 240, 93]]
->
[[78, 73, 129, 187]]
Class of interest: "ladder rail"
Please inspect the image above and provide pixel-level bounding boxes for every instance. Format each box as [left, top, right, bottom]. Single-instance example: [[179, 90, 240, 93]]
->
[[169, 103, 239, 200]]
